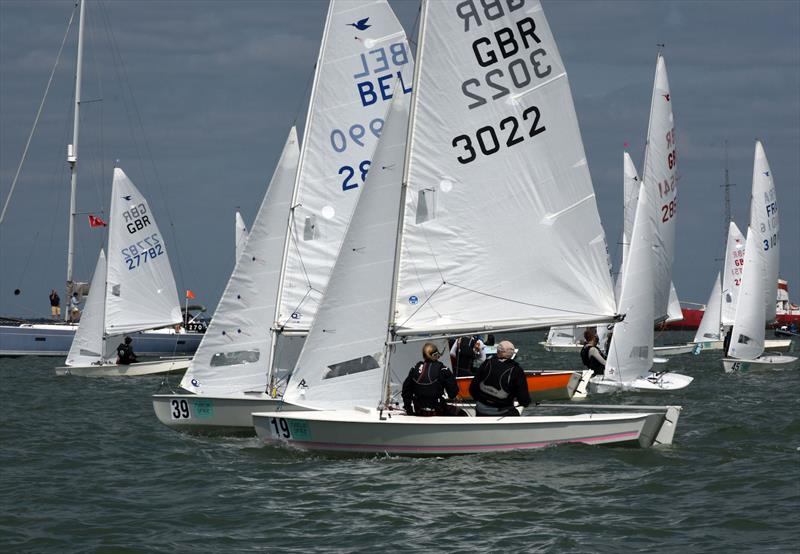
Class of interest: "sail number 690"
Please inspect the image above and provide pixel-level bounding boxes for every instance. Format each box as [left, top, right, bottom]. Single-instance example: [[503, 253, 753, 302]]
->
[[451, 106, 546, 165]]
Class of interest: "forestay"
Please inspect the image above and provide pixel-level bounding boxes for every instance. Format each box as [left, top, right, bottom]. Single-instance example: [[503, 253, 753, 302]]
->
[[394, 0, 615, 336], [181, 129, 299, 395], [728, 228, 766, 360], [693, 273, 722, 343], [641, 54, 678, 322], [283, 94, 411, 410], [721, 221, 745, 326], [105, 168, 182, 336], [748, 140, 779, 323], [66, 250, 113, 365], [276, 0, 412, 331]]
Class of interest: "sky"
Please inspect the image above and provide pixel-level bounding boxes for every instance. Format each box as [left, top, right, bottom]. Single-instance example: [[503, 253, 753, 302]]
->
[[1, 0, 798, 319]]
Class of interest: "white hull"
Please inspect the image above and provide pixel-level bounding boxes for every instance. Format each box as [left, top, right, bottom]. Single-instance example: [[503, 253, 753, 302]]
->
[[252, 405, 681, 456], [589, 372, 694, 394], [152, 392, 306, 436], [654, 344, 694, 356], [55, 358, 190, 377], [539, 341, 582, 353], [722, 355, 798, 373], [691, 339, 792, 352]]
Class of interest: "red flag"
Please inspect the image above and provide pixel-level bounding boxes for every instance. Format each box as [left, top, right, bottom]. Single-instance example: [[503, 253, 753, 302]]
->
[[88, 215, 107, 228], [185, 290, 196, 299]]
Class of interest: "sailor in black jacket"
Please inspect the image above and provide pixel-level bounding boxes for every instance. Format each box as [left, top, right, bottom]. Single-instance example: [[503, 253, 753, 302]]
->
[[402, 343, 459, 416], [469, 340, 530, 416]]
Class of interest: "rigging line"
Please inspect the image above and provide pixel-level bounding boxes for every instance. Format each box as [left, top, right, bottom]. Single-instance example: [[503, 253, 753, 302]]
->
[[99, 0, 187, 289], [447, 282, 614, 319], [291, 63, 316, 128], [0, 4, 77, 226]]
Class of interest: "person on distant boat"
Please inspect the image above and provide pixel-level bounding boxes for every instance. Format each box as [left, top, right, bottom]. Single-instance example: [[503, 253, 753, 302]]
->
[[116, 336, 138, 365], [68, 292, 81, 323], [450, 335, 484, 377], [49, 289, 61, 320], [580, 330, 606, 375], [402, 343, 463, 416], [469, 340, 530, 417]]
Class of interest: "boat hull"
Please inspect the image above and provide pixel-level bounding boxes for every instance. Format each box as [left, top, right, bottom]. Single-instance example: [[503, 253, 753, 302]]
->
[[692, 338, 792, 352], [55, 358, 190, 377], [722, 355, 798, 373], [152, 392, 306, 436], [539, 341, 581, 353], [0, 324, 203, 357], [589, 372, 694, 394], [252, 405, 681, 456], [456, 370, 583, 401]]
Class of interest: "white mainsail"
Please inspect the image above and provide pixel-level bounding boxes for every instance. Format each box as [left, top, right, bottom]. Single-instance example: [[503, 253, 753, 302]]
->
[[276, 0, 412, 331], [181, 129, 300, 395], [235, 211, 248, 263], [693, 273, 723, 343], [721, 221, 745, 326], [641, 54, 678, 322], [66, 249, 112, 365], [666, 282, 683, 323], [284, 94, 410, 410], [748, 140, 780, 323], [603, 174, 655, 383], [105, 168, 182, 336], [393, 0, 616, 336], [727, 228, 766, 360]]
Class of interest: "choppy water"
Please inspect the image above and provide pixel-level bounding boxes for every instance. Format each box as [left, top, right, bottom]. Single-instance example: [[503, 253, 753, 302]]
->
[[1, 331, 798, 553]]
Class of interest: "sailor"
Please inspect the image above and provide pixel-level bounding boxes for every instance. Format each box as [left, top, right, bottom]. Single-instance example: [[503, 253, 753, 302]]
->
[[402, 343, 462, 416], [116, 336, 138, 365], [469, 340, 530, 417], [49, 289, 61, 320], [450, 335, 484, 377], [580, 331, 606, 375]]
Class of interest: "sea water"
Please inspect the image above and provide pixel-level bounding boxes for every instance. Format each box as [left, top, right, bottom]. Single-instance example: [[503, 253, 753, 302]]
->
[[1, 331, 798, 553]]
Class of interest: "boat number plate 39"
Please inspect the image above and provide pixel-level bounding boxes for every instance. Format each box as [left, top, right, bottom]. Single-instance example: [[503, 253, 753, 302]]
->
[[268, 417, 311, 441], [169, 398, 214, 420]]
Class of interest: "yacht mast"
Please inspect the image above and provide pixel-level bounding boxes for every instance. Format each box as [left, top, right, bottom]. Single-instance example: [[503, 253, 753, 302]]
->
[[65, 0, 85, 319]]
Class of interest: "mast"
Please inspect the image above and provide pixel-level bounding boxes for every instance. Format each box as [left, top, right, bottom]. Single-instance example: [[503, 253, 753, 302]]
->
[[65, 0, 86, 320], [721, 139, 735, 250], [380, 0, 427, 406], [265, 0, 334, 395]]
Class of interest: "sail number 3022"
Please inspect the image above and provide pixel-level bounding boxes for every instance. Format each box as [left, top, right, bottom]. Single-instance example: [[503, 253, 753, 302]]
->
[[452, 106, 546, 165]]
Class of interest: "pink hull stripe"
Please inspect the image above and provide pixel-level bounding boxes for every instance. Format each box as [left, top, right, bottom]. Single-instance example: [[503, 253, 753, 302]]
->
[[283, 430, 641, 453]]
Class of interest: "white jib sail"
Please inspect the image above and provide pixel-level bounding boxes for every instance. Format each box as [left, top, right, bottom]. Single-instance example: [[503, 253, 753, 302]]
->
[[728, 227, 766, 360], [604, 175, 655, 383], [693, 273, 722, 343], [616, 150, 641, 301], [748, 140, 780, 323], [235, 211, 248, 263], [104, 168, 182, 336], [547, 325, 578, 347], [666, 282, 683, 323], [66, 249, 112, 366], [181, 128, 300, 395], [276, 0, 412, 332], [641, 54, 678, 322], [721, 221, 745, 326], [283, 93, 410, 410], [393, 0, 616, 336]]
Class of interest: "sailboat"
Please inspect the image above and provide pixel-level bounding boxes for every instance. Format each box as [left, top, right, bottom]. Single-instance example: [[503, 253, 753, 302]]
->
[[56, 168, 187, 377], [152, 0, 414, 434], [722, 141, 797, 372], [588, 52, 693, 393], [0, 0, 202, 358], [252, 0, 681, 455]]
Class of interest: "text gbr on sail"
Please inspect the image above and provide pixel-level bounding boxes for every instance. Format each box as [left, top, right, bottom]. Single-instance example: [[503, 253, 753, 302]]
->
[[123, 203, 150, 234]]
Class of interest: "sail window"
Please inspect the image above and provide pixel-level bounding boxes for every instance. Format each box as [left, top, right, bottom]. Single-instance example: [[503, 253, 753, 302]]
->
[[324, 355, 379, 379], [210, 350, 260, 367], [416, 188, 437, 224], [303, 215, 318, 241], [737, 335, 752, 344], [629, 346, 649, 359]]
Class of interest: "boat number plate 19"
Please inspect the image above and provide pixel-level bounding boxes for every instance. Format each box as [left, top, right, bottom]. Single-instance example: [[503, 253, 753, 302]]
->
[[268, 417, 311, 441]]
